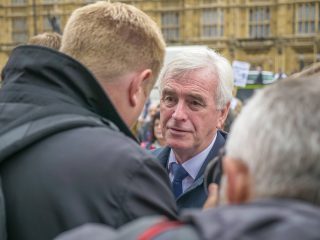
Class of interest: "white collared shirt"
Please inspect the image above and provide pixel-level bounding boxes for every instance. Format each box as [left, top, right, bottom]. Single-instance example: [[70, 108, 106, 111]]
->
[[167, 133, 217, 193]]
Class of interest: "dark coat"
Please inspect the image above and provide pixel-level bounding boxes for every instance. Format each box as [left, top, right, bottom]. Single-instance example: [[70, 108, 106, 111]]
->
[[181, 199, 320, 240], [56, 198, 320, 240], [152, 130, 226, 209], [0, 46, 177, 240]]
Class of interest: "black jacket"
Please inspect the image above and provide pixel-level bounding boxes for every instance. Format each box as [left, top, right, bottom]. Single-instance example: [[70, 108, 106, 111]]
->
[[55, 198, 320, 240], [0, 46, 177, 240], [182, 199, 320, 240]]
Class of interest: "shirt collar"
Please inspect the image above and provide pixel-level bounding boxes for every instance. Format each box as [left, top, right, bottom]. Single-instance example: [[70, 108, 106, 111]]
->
[[168, 132, 217, 180]]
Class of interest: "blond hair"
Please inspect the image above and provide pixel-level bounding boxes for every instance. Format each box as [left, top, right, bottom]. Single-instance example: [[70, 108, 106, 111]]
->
[[28, 32, 61, 50], [61, 1, 165, 88]]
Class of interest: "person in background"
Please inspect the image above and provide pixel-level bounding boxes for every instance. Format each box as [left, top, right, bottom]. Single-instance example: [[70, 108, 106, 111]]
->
[[1, 32, 62, 83], [56, 73, 320, 240], [0, 2, 177, 240], [28, 32, 62, 50], [138, 103, 160, 142], [274, 68, 287, 80], [142, 98, 151, 120], [152, 48, 233, 209], [255, 65, 263, 84], [140, 111, 166, 150], [222, 87, 243, 132]]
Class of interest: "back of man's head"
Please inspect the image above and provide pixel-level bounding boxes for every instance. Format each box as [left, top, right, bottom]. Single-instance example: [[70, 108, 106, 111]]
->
[[60, 1, 165, 90], [226, 75, 320, 205], [159, 48, 234, 110], [28, 32, 62, 50]]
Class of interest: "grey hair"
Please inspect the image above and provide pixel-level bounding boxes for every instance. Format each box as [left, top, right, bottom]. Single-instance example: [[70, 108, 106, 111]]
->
[[226, 75, 320, 205], [159, 47, 234, 109]]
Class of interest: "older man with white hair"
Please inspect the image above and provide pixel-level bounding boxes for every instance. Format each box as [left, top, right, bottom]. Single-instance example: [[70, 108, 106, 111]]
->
[[152, 48, 234, 209]]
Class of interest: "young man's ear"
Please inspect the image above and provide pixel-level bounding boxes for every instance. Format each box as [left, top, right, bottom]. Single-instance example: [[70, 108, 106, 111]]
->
[[223, 156, 251, 205], [129, 69, 152, 107], [217, 102, 230, 129]]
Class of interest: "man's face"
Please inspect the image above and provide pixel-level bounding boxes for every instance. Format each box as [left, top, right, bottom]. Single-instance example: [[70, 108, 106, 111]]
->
[[160, 68, 223, 157]]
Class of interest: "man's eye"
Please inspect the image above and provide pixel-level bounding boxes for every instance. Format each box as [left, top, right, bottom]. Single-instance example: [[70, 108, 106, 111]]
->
[[188, 99, 205, 110], [163, 95, 176, 106], [164, 96, 174, 102], [191, 100, 201, 106], [190, 99, 204, 107]]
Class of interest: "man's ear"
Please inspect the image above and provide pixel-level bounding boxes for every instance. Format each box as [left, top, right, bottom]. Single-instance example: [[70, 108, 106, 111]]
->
[[223, 156, 251, 204], [129, 69, 152, 107], [217, 102, 230, 129]]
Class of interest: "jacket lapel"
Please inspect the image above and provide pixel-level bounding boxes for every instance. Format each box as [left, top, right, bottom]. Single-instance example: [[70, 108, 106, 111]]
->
[[183, 130, 226, 193], [153, 131, 226, 198], [152, 146, 171, 170]]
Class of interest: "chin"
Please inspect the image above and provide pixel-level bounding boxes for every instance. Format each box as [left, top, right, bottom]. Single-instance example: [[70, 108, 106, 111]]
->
[[167, 141, 190, 151]]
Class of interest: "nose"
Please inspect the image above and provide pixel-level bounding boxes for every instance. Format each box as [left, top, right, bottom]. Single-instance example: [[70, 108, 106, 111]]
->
[[172, 101, 187, 121]]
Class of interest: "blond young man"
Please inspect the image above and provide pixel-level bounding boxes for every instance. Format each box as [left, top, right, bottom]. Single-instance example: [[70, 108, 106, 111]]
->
[[0, 2, 177, 240]]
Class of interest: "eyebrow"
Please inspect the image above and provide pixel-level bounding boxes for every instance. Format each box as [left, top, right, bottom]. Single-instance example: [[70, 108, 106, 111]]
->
[[187, 93, 205, 101], [161, 88, 176, 96], [162, 88, 206, 102]]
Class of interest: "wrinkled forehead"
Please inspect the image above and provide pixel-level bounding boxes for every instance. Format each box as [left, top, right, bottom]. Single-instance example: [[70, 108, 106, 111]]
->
[[161, 68, 219, 93], [164, 67, 217, 82]]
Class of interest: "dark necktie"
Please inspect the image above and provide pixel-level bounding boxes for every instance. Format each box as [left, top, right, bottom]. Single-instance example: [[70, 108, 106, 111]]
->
[[171, 162, 189, 199]]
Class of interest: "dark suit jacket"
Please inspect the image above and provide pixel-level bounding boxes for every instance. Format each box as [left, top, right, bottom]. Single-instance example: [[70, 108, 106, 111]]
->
[[152, 130, 227, 210]]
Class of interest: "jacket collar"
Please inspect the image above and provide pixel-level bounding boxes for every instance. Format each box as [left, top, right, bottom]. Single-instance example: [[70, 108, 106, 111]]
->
[[156, 130, 227, 181], [195, 130, 226, 179], [1, 45, 136, 141]]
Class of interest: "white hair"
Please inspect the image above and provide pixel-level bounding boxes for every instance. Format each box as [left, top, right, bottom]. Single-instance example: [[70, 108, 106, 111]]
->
[[226, 75, 320, 205], [159, 47, 234, 109]]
